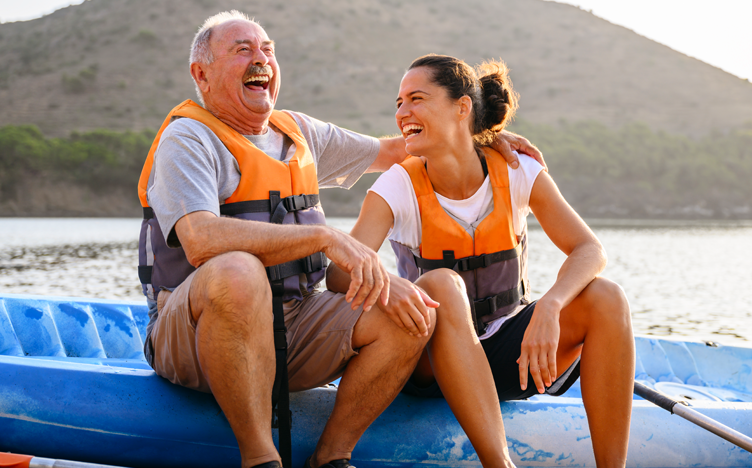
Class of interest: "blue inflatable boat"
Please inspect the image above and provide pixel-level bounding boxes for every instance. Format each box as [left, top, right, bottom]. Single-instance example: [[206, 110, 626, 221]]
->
[[1, 293, 751, 467]]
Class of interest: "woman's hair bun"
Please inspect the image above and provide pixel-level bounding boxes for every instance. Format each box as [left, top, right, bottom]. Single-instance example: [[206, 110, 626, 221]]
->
[[476, 60, 519, 134]]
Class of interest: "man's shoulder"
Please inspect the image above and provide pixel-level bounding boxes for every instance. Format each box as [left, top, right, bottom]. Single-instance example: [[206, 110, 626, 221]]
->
[[162, 116, 219, 142]]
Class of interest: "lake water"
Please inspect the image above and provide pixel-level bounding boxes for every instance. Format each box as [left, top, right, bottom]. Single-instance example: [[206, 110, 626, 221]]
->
[[1, 217, 751, 346]]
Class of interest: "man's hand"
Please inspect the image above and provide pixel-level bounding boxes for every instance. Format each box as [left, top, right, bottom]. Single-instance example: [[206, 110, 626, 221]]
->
[[517, 299, 560, 394], [491, 130, 547, 172], [380, 275, 438, 337], [322, 227, 390, 313]]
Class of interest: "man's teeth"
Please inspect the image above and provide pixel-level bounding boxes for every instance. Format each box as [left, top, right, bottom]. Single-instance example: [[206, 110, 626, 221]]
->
[[403, 124, 424, 136], [245, 75, 270, 84]]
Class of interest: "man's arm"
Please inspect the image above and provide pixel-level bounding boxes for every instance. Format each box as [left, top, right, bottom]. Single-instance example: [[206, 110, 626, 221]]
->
[[176, 211, 390, 312], [369, 131, 546, 173]]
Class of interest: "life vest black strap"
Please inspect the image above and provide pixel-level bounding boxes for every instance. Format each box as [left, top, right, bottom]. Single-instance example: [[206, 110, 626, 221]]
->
[[144, 195, 319, 220], [265, 252, 327, 282], [270, 279, 292, 468], [219, 194, 320, 217], [473, 283, 525, 318], [138, 265, 152, 284], [414, 243, 522, 272]]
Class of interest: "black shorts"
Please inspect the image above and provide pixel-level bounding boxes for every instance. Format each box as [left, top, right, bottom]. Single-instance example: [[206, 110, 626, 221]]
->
[[401, 301, 581, 400]]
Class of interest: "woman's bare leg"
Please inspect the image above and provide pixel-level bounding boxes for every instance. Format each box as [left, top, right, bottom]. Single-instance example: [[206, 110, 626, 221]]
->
[[415, 269, 515, 468], [556, 277, 634, 468]]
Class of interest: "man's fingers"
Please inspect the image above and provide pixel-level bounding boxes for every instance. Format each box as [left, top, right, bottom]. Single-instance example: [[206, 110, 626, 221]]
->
[[346, 263, 363, 304], [499, 139, 520, 169], [361, 263, 384, 312], [351, 260, 375, 310]]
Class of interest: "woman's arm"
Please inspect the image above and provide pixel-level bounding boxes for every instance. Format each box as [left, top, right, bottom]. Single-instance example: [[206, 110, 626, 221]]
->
[[326, 192, 438, 336], [518, 171, 607, 394]]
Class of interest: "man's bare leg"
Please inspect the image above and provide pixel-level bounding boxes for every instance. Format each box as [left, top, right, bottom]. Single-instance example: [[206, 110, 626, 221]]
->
[[190, 252, 280, 468], [309, 297, 435, 467], [412, 270, 515, 467], [557, 277, 634, 468]]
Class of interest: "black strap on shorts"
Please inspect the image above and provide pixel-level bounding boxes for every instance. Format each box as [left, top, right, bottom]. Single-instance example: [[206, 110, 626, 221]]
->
[[414, 243, 522, 272], [270, 277, 292, 468], [262, 190, 324, 468]]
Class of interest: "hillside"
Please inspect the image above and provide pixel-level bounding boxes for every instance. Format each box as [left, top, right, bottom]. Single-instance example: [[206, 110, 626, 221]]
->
[[0, 0, 750, 139]]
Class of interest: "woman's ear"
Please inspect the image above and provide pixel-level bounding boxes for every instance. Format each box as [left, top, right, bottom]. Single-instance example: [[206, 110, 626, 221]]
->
[[457, 95, 473, 122]]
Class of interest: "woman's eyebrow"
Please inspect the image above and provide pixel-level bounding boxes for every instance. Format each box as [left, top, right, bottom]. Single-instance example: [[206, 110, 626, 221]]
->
[[396, 90, 428, 103]]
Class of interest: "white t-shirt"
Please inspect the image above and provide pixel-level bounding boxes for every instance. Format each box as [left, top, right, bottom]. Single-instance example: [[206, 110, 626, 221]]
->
[[368, 152, 544, 338]]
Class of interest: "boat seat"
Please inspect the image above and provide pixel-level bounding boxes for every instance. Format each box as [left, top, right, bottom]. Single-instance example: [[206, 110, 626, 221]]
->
[[0, 296, 147, 360]]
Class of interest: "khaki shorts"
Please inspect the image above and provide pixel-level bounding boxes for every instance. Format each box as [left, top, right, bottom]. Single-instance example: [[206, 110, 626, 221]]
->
[[149, 270, 364, 393]]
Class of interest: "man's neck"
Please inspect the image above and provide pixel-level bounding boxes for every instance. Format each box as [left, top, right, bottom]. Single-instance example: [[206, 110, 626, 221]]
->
[[204, 102, 272, 135]]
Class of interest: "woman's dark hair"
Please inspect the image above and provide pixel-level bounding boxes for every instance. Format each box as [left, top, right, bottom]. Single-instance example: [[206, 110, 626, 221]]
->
[[408, 54, 519, 146]]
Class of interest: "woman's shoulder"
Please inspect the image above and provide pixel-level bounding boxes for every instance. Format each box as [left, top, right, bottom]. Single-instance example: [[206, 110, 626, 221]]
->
[[509, 152, 544, 184], [371, 162, 413, 193]]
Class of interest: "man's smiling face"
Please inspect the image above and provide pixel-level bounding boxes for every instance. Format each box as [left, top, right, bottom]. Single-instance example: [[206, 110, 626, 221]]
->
[[201, 20, 280, 120]]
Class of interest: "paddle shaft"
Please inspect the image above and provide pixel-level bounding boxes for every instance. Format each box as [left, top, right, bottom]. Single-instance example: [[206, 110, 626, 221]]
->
[[634, 381, 752, 453], [29, 457, 129, 468]]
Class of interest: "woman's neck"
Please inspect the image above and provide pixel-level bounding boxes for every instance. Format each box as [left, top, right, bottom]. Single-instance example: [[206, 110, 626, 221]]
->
[[425, 138, 486, 201]]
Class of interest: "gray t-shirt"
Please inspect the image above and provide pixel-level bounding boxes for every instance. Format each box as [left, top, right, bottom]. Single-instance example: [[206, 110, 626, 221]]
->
[[146, 110, 380, 244]]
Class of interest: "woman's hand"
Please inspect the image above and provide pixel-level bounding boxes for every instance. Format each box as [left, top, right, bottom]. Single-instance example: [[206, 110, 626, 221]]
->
[[518, 298, 561, 394]]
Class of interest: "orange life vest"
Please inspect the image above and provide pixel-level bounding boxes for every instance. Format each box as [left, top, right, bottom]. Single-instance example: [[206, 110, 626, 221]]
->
[[137, 100, 326, 304], [393, 148, 529, 333]]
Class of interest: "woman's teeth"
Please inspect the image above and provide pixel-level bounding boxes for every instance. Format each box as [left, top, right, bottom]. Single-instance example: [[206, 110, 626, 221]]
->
[[403, 124, 423, 137]]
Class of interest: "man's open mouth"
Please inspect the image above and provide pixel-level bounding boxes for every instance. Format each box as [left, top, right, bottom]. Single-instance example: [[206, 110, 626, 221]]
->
[[244, 75, 270, 90], [402, 124, 424, 139]]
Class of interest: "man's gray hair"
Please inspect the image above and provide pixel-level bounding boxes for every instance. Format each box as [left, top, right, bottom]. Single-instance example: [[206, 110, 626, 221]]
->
[[189, 10, 258, 105]]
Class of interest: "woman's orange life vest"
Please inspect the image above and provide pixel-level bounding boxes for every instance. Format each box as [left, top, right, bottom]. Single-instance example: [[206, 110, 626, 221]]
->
[[137, 100, 326, 306], [392, 148, 529, 334]]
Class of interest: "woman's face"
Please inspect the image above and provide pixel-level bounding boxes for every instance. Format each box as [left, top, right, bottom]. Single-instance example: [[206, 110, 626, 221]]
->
[[395, 67, 464, 156]]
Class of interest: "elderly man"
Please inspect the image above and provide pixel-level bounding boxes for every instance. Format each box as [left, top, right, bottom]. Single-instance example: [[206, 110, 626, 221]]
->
[[137, 10, 541, 468]]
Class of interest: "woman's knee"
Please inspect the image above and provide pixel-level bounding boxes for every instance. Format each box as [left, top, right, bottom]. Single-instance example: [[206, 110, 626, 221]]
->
[[582, 277, 631, 329], [416, 269, 473, 328], [416, 268, 466, 300]]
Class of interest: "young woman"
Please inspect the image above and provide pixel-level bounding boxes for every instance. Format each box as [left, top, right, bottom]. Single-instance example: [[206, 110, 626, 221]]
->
[[327, 54, 634, 467]]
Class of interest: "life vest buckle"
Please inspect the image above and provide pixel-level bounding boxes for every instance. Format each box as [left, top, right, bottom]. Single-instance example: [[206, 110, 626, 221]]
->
[[274, 329, 288, 350], [304, 252, 325, 272], [267, 264, 283, 281], [284, 194, 307, 211]]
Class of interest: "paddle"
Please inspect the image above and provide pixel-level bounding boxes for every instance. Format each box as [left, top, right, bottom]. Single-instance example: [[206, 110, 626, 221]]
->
[[0, 452, 130, 468], [634, 381, 752, 453]]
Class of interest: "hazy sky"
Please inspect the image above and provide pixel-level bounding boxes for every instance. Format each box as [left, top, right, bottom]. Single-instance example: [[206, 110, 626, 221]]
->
[[1, 0, 750, 80]]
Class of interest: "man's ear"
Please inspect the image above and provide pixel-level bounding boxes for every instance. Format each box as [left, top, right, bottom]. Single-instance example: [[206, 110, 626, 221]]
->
[[190, 62, 210, 95], [457, 95, 473, 122]]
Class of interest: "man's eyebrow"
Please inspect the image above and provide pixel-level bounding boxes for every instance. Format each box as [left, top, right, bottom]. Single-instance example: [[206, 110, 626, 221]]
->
[[231, 39, 275, 48]]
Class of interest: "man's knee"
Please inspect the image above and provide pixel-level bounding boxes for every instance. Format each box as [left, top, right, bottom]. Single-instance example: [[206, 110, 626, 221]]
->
[[192, 251, 271, 322]]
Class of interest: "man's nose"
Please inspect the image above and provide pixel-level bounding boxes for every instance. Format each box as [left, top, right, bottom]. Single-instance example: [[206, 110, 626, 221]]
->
[[251, 49, 268, 66]]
